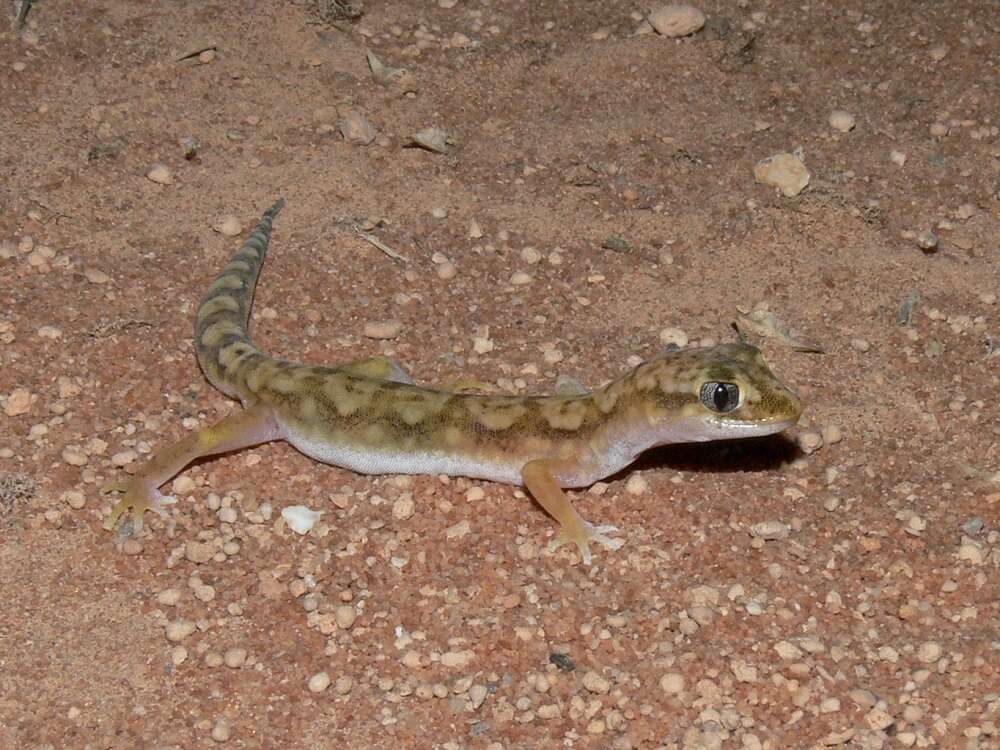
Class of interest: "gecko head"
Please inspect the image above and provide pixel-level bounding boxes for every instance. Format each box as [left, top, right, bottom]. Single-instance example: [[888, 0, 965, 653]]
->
[[641, 343, 803, 443]]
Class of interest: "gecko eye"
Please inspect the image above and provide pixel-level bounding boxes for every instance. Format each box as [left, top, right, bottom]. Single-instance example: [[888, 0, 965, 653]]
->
[[700, 382, 740, 413]]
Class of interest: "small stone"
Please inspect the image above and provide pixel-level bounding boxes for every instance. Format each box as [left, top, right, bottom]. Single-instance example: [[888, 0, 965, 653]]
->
[[917, 641, 941, 663], [111, 450, 137, 467], [63, 491, 86, 509], [122, 539, 143, 555], [821, 424, 843, 445], [510, 271, 533, 285], [185, 541, 215, 564], [5, 388, 33, 416], [930, 122, 949, 137], [751, 520, 790, 540], [223, 648, 247, 668], [430, 207, 448, 219], [647, 4, 706, 37], [915, 230, 938, 251], [820, 697, 841, 713], [928, 45, 948, 61], [363, 320, 403, 339], [61, 446, 88, 466], [308, 671, 331, 693], [625, 474, 649, 495], [658, 327, 689, 348], [954, 203, 976, 220], [211, 718, 231, 742], [145, 163, 174, 185], [198, 49, 216, 64], [754, 152, 810, 197], [468, 219, 484, 239], [157, 588, 182, 606], [282, 505, 322, 534], [213, 215, 243, 237], [441, 649, 475, 668], [83, 268, 111, 284], [979, 292, 996, 305], [958, 538, 985, 565], [339, 111, 377, 145], [520, 246, 542, 264], [392, 496, 415, 520], [660, 672, 684, 694], [797, 431, 823, 454], [773, 640, 803, 660], [446, 519, 471, 539], [436, 261, 457, 280], [582, 670, 611, 694], [850, 338, 870, 352], [334, 605, 357, 629], [165, 619, 197, 642], [828, 111, 856, 132], [890, 150, 907, 167], [408, 127, 450, 153]]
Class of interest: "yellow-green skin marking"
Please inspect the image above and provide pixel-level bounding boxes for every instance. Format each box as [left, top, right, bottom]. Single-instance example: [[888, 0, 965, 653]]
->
[[104, 199, 803, 563]]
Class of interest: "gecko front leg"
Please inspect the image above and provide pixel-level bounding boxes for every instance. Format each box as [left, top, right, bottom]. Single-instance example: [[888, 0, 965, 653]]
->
[[103, 403, 282, 532], [521, 458, 623, 565]]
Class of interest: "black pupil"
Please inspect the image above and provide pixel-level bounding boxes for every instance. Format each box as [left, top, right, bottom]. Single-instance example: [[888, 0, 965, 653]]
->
[[713, 384, 730, 411]]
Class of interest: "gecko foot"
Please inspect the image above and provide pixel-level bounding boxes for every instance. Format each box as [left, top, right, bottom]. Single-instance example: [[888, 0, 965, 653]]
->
[[101, 479, 176, 532], [548, 522, 624, 565]]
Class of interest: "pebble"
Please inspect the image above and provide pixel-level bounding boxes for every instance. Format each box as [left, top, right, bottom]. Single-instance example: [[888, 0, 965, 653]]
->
[[339, 111, 376, 145], [61, 446, 88, 466], [928, 45, 948, 61], [754, 152, 810, 197], [223, 648, 247, 668], [915, 230, 939, 251], [625, 474, 649, 495], [165, 619, 197, 642], [797, 431, 823, 454], [660, 672, 685, 694], [334, 605, 357, 629], [510, 271, 533, 285], [83, 268, 111, 284], [468, 219, 484, 239], [122, 539, 144, 555], [211, 718, 231, 742], [850, 337, 870, 352], [111, 450, 137, 467], [917, 641, 941, 663], [392, 496, 415, 520], [212, 215, 243, 237], [5, 388, 33, 416], [441, 649, 475, 668], [773, 640, 803, 659], [658, 327, 689, 348], [750, 520, 790, 540], [979, 292, 996, 305], [11, 61, 27, 72], [282, 505, 322, 534], [890, 150, 907, 167], [145, 163, 174, 185], [520, 246, 541, 264], [436, 262, 457, 280], [363, 319, 403, 339], [430, 207, 448, 219], [198, 49, 216, 65], [63, 491, 86, 509], [647, 4, 706, 37], [408, 127, 450, 153], [157, 588, 182, 606], [582, 671, 611, 694], [930, 122, 949, 137], [828, 110, 856, 132], [821, 424, 843, 444], [308, 671, 331, 693], [185, 541, 215, 564]]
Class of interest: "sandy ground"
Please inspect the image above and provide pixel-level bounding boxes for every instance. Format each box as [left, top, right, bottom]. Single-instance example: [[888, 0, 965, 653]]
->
[[1, 1, 997, 748]]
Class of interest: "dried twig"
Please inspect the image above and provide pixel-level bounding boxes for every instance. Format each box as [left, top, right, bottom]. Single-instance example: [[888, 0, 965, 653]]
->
[[353, 226, 409, 264]]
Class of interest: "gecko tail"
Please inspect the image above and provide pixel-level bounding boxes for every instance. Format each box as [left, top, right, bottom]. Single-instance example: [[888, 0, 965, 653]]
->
[[193, 199, 285, 397]]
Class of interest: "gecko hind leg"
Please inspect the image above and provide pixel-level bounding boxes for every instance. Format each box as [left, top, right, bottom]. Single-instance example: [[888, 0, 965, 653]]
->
[[102, 403, 281, 533], [521, 459, 624, 565]]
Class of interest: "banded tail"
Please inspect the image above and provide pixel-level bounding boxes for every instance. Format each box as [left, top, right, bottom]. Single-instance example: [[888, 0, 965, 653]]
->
[[194, 199, 285, 399]]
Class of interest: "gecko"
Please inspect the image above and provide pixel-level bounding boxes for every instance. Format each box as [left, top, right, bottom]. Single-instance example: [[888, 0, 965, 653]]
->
[[103, 199, 803, 564]]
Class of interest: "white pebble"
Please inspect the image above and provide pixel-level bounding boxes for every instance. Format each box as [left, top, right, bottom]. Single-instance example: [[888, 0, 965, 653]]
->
[[430, 207, 448, 219], [753, 152, 810, 197], [647, 4, 706, 37], [928, 45, 948, 61], [308, 671, 331, 693], [281, 505, 322, 534], [828, 110, 856, 132], [658, 327, 689, 348], [850, 337, 870, 352], [335, 605, 357, 629], [509, 271, 533, 285], [750, 520, 790, 540], [339, 111, 376, 145], [165, 619, 197, 642], [211, 718, 231, 742], [436, 261, 457, 280], [212, 215, 243, 237], [145, 163, 174, 185], [363, 319, 403, 339], [625, 474, 649, 495], [660, 672, 685, 694], [520, 246, 541, 264], [798, 431, 824, 454], [889, 150, 907, 167], [223, 648, 247, 668], [392, 496, 415, 520]]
